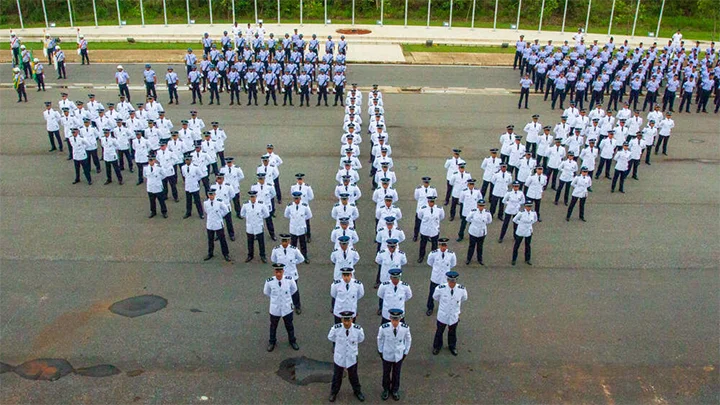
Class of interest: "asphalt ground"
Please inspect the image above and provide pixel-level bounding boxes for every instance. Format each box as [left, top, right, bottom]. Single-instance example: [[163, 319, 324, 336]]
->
[[0, 65, 719, 404], [0, 63, 518, 90]]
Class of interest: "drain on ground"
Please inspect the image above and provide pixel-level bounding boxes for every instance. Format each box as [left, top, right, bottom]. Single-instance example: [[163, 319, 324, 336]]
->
[[109, 295, 168, 318], [277, 356, 334, 385]]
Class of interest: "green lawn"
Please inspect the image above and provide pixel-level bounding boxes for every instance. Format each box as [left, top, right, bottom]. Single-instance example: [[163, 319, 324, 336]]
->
[[18, 41, 198, 52], [402, 44, 515, 54]]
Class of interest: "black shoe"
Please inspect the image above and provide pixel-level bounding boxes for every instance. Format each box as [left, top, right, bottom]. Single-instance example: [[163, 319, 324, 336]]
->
[[580, 217, 587, 222], [96, 168, 101, 174], [632, 176, 638, 180], [417, 256, 424, 263], [426, 309, 433, 316], [329, 393, 337, 402], [450, 348, 458, 356], [204, 255, 213, 261], [392, 392, 400, 401], [498, 238, 503, 244], [295, 307, 302, 315], [566, 217, 570, 221], [381, 390, 389, 401], [620, 190, 625, 193], [49, 148, 57, 152], [267, 343, 275, 352], [412, 236, 418, 242], [88, 180, 92, 185], [465, 259, 471, 265], [73, 179, 81, 184], [261, 257, 268, 263], [512, 260, 516, 266], [229, 235, 235, 241], [355, 391, 365, 402], [183, 214, 191, 219], [162, 213, 168, 218], [303, 259, 309, 264], [136, 181, 143, 185], [148, 213, 156, 218], [448, 217, 454, 222], [307, 236, 311, 243], [199, 214, 205, 219], [290, 342, 300, 351], [525, 261, 532, 265], [118, 180, 124, 185], [432, 347, 440, 355], [129, 168, 134, 173], [554, 201, 559, 205], [245, 256, 253, 263], [174, 198, 179, 203], [456, 237, 463, 242], [224, 255, 232, 262], [374, 282, 380, 289], [270, 235, 277, 241], [479, 260, 484, 266]]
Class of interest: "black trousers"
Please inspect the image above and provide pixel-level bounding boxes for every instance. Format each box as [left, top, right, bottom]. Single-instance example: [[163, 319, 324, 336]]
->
[[662, 90, 676, 111], [292, 280, 302, 309], [433, 321, 458, 350], [185, 191, 203, 216], [291, 233, 308, 257], [655, 135, 669, 155], [79, 48, 90, 64], [145, 82, 157, 100], [555, 180, 571, 204], [265, 88, 277, 105], [191, 83, 203, 103], [527, 197, 542, 220], [513, 50, 522, 69], [489, 195, 504, 219], [512, 234, 532, 262], [551, 89, 566, 110], [209, 82, 220, 103], [575, 90, 585, 110], [269, 312, 296, 344], [499, 214, 518, 240], [526, 142, 537, 158], [334, 85, 345, 106], [162, 175, 178, 200], [426, 281, 439, 311], [47, 131, 62, 150], [74, 158, 92, 183], [418, 234, 438, 259], [518, 87, 530, 109], [317, 86, 328, 105], [381, 359, 404, 393], [265, 216, 275, 238], [56, 61, 66, 79], [643, 91, 657, 111], [544, 79, 555, 100], [247, 83, 258, 104], [118, 149, 133, 170], [136, 162, 148, 184], [105, 160, 122, 182], [413, 214, 421, 239], [247, 232, 266, 258], [467, 235, 486, 262], [611, 168, 628, 192], [147, 191, 167, 215], [458, 213, 469, 239], [566, 196, 586, 219], [480, 180, 493, 199], [87, 149, 101, 171], [36, 74, 45, 91], [118, 83, 131, 102], [229, 82, 241, 104], [331, 363, 361, 395], [630, 158, 641, 177], [607, 89, 621, 111], [223, 212, 235, 238], [283, 85, 293, 105], [444, 181, 452, 204], [596, 158, 612, 178], [628, 89, 640, 110], [168, 83, 179, 103], [299, 85, 310, 105], [547, 168, 559, 188], [449, 197, 459, 219], [207, 228, 229, 257]]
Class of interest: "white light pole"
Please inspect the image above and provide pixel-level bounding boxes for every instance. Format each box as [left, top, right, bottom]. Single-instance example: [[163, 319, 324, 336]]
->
[[352, 0, 355, 26], [140, 0, 145, 27], [209, 0, 213, 26], [492, 0, 498, 31], [471, 0, 476, 29], [631, 0, 641, 37], [585, 0, 592, 34], [163, 0, 168, 26], [324, 0, 327, 25], [41, 0, 49, 28], [16, 0, 24, 29], [92, 0, 98, 27], [561, 0, 568, 33], [254, 0, 258, 23], [538, 0, 546, 32], [515, 0, 521, 31], [231, 0, 235, 24], [655, 0, 665, 38], [426, 0, 431, 29], [300, 0, 303, 26], [277, 0, 280, 24], [448, 0, 453, 29], [381, 0, 384, 26], [116, 0, 122, 27], [608, 0, 616, 35], [404, 0, 408, 27], [186, 0, 190, 25], [67, 0, 74, 27]]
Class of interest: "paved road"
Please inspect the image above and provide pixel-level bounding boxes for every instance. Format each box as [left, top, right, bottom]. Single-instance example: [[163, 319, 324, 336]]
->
[[0, 85, 718, 403], [0, 63, 518, 90]]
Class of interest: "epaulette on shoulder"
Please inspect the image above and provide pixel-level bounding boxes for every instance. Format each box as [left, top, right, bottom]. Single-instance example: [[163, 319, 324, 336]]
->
[[382, 281, 390, 285], [302, 203, 308, 206], [354, 279, 362, 284], [416, 185, 422, 189], [289, 246, 296, 249], [401, 281, 409, 286], [447, 249, 454, 253], [401, 323, 409, 328], [458, 285, 466, 290], [334, 279, 341, 284], [287, 202, 293, 206], [266, 277, 273, 282], [274, 245, 281, 249], [258, 200, 264, 204], [334, 203, 340, 206], [350, 203, 356, 207], [431, 249, 438, 253], [349, 227, 355, 231], [334, 323, 342, 328], [350, 247, 357, 251], [398, 250, 405, 254], [378, 249, 386, 253], [382, 323, 390, 328], [284, 276, 293, 280], [438, 284, 447, 289], [353, 324, 361, 329]]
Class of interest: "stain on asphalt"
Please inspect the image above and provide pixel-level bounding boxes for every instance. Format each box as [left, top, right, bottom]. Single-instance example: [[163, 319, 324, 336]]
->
[[277, 356, 334, 385], [109, 295, 168, 318], [189, 308, 204, 313], [3, 358, 124, 381], [126, 369, 145, 377]]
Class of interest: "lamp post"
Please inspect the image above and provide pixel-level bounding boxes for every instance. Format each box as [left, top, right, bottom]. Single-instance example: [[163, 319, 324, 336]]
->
[[655, 0, 666, 38], [515, 0, 522, 31], [561, 0, 568, 33], [492, 0, 498, 31], [631, 0, 641, 37], [608, 0, 616, 35], [538, 0, 546, 32], [67, 0, 74, 27], [585, 0, 592, 34]]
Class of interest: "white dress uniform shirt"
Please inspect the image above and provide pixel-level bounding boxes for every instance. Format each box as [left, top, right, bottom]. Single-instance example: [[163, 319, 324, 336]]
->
[[584, 124, 602, 144], [628, 116, 644, 134], [375, 205, 402, 230], [427, 249, 457, 285], [617, 107, 633, 121], [373, 169, 397, 187], [250, 182, 276, 212], [371, 143, 393, 158], [336, 167, 361, 184], [628, 138, 646, 160], [613, 149, 632, 171], [588, 107, 606, 121], [372, 186, 399, 208], [599, 137, 618, 159], [264, 276, 297, 317], [372, 156, 394, 171], [466, 208, 492, 238], [444, 156, 466, 181], [516, 157, 537, 182], [144, 164, 165, 193], [113, 126, 132, 151], [375, 228, 406, 251], [133, 138, 150, 164], [414, 185, 438, 213], [433, 283, 468, 325], [563, 134, 584, 156], [289, 183, 314, 204], [459, 188, 482, 217], [524, 121, 542, 143], [69, 136, 92, 160], [553, 122, 571, 140], [43, 109, 61, 131], [58, 98, 78, 113], [179, 127, 200, 144], [449, 171, 472, 199], [579, 146, 598, 169], [240, 200, 269, 234], [331, 226, 359, 250], [658, 118, 675, 136], [558, 159, 579, 182], [100, 136, 119, 161], [284, 201, 313, 235], [377, 281, 413, 320], [328, 323, 365, 369], [256, 163, 279, 182], [80, 125, 100, 150], [508, 143, 527, 167], [211, 128, 227, 151], [342, 143, 361, 158], [330, 247, 361, 280], [182, 164, 203, 192], [571, 174, 592, 198], [502, 190, 526, 215], [60, 114, 80, 138], [547, 144, 567, 169], [335, 183, 362, 204], [614, 124, 630, 141], [377, 322, 412, 362], [642, 125, 657, 146], [480, 156, 501, 182], [417, 205, 445, 237], [647, 110, 663, 125], [491, 171, 512, 197], [513, 209, 538, 237], [331, 278, 365, 318], [525, 174, 548, 200], [499, 132, 514, 156], [188, 117, 205, 132], [375, 250, 408, 283], [271, 245, 305, 280], [331, 202, 360, 228]]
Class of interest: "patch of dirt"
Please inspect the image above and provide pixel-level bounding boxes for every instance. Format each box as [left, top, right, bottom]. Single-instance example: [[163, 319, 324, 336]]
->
[[336, 28, 372, 35], [407, 52, 513, 66]]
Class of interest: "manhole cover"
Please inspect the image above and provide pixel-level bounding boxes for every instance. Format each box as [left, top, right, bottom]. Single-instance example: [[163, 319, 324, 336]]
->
[[408, 165, 418, 171], [109, 295, 167, 318], [75, 364, 122, 377], [688, 139, 705, 143], [336, 28, 371, 35], [277, 356, 334, 385], [14, 358, 74, 381]]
